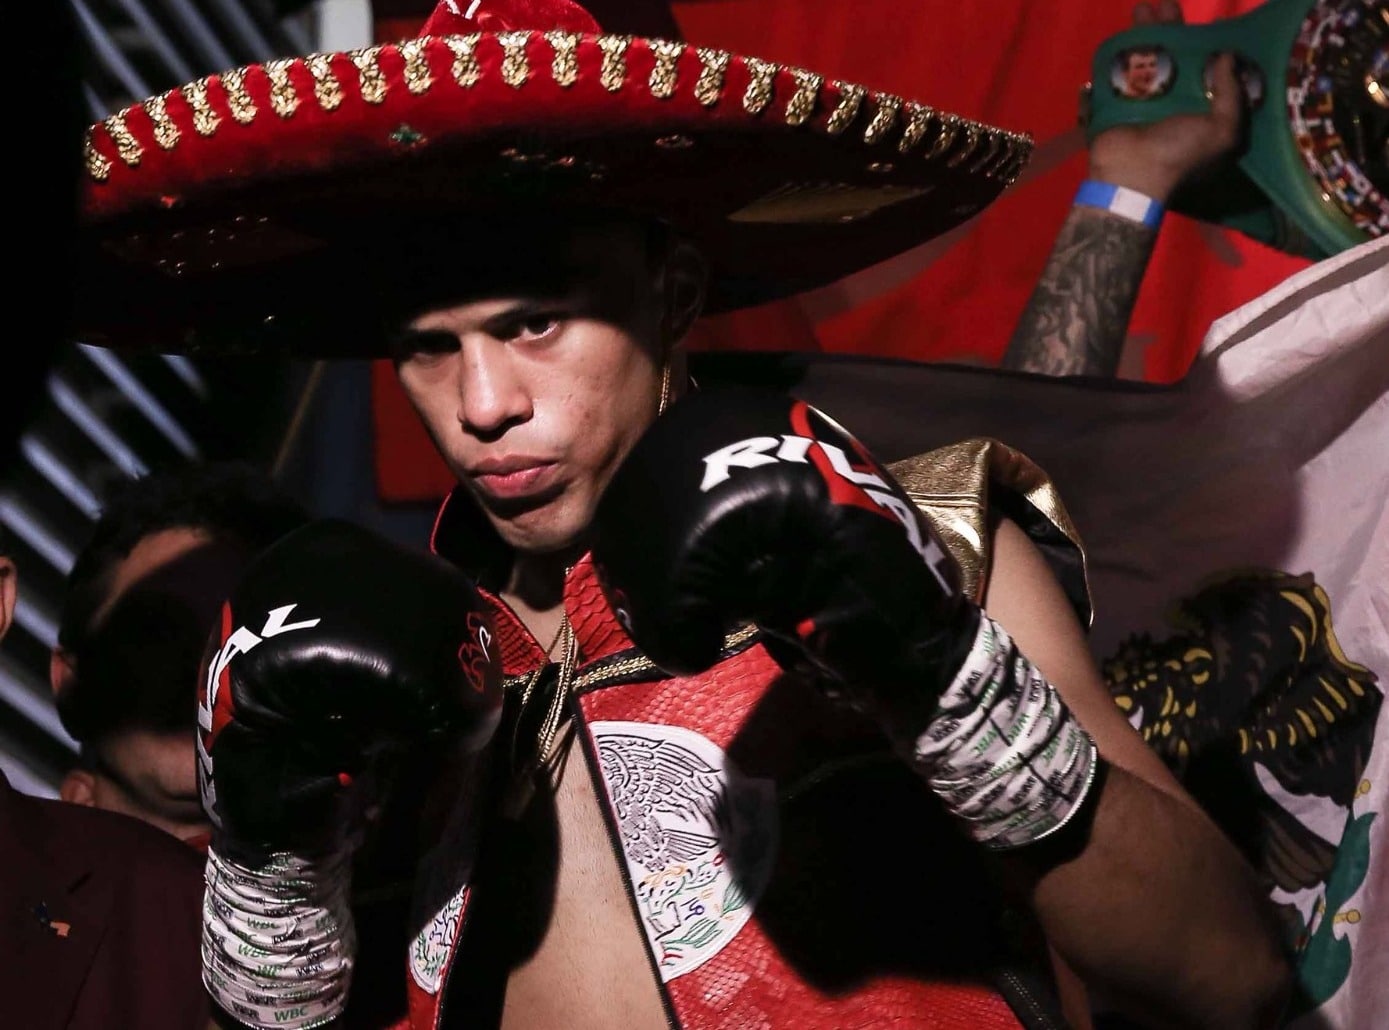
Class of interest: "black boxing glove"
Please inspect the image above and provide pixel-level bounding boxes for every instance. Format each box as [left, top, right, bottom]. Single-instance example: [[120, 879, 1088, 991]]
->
[[196, 518, 502, 1029], [592, 387, 1098, 852]]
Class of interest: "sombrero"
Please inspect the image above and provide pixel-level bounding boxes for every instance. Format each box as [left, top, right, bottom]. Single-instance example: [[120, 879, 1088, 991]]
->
[[73, 0, 1032, 357]]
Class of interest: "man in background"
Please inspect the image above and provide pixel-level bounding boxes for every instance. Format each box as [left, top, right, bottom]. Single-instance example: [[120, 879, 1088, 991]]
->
[[51, 461, 310, 845], [0, 522, 210, 1028]]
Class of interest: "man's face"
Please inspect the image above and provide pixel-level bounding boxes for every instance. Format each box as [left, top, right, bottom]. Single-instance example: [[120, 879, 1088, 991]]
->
[[1126, 52, 1159, 95], [392, 220, 670, 556], [55, 526, 251, 838], [86, 726, 207, 841]]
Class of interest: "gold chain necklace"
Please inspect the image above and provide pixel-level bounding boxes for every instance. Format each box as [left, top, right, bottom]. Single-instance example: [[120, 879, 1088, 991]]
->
[[498, 360, 674, 820], [502, 611, 579, 818]]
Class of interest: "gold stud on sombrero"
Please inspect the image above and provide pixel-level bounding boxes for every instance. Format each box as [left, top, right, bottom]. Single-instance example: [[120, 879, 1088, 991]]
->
[[74, 0, 1032, 357]]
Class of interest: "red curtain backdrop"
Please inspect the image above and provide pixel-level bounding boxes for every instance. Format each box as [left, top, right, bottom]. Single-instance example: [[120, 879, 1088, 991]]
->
[[370, 0, 1312, 503]]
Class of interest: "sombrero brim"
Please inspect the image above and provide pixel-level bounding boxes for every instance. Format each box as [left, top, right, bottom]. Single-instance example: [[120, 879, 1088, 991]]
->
[[75, 31, 1031, 357]]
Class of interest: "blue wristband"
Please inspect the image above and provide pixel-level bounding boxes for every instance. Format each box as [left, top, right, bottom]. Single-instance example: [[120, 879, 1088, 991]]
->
[[1074, 179, 1164, 230]]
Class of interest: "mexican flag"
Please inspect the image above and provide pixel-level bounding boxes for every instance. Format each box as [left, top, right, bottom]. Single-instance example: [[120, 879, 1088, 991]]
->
[[692, 236, 1389, 1026]]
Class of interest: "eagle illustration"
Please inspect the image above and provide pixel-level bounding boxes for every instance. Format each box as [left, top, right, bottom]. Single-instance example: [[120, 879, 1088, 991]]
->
[[1102, 568, 1381, 898], [596, 732, 732, 874]]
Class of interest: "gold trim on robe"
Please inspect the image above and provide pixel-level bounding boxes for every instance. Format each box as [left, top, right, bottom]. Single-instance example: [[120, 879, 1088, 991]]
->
[[888, 437, 1092, 628]]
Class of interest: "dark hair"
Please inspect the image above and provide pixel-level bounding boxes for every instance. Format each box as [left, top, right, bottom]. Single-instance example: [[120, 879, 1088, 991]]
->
[[55, 461, 311, 741], [1123, 47, 1161, 68]]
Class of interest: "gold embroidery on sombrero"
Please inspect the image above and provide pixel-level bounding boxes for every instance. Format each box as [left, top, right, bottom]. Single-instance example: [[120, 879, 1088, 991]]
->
[[444, 35, 481, 89], [181, 80, 220, 136], [997, 133, 1027, 179], [898, 102, 931, 153], [693, 48, 729, 107], [825, 82, 865, 136], [351, 46, 386, 104], [145, 94, 180, 150], [648, 40, 684, 100], [498, 31, 531, 89], [925, 112, 959, 160], [305, 53, 344, 110], [1005, 136, 1027, 179], [103, 112, 143, 168], [400, 39, 434, 95], [784, 69, 822, 127], [968, 130, 1000, 175], [84, 129, 112, 182], [947, 122, 982, 168], [863, 93, 900, 145], [264, 59, 300, 118], [596, 35, 631, 93], [545, 31, 579, 88], [983, 133, 1016, 180], [742, 57, 777, 115], [221, 67, 257, 123], [1001, 133, 1033, 183]]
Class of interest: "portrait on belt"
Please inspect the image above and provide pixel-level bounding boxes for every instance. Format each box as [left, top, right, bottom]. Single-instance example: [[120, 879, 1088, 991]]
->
[[1111, 44, 1175, 99]]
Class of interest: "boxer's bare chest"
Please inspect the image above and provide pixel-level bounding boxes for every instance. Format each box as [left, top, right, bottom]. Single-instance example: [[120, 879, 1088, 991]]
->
[[498, 723, 671, 1030]]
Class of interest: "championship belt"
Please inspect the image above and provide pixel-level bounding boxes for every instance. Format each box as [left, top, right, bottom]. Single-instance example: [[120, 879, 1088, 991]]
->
[[1083, 0, 1387, 259]]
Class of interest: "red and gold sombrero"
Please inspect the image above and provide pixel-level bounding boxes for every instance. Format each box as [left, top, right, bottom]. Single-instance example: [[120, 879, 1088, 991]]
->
[[74, 0, 1032, 357]]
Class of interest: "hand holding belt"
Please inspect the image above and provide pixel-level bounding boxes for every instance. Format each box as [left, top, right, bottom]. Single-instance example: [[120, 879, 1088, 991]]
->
[[1083, 0, 1387, 258]]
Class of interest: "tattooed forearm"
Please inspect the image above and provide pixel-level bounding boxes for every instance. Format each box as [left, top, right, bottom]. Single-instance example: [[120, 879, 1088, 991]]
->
[[1001, 206, 1158, 377]]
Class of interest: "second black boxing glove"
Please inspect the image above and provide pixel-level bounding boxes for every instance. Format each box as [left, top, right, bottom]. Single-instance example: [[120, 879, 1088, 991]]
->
[[591, 387, 1098, 854], [592, 387, 976, 710], [196, 518, 502, 1029]]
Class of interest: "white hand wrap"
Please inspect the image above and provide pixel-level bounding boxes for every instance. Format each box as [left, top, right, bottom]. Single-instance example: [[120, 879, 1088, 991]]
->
[[911, 615, 1099, 850], [203, 846, 356, 1029]]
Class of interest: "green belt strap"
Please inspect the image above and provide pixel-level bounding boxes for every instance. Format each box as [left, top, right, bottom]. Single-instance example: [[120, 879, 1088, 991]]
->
[[1083, 0, 1387, 259]]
